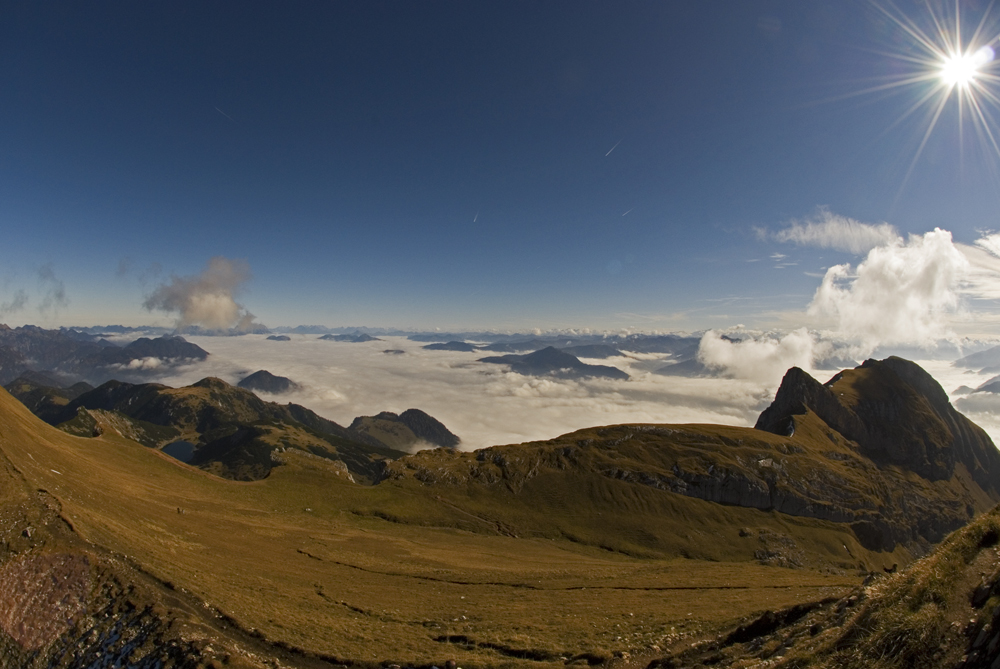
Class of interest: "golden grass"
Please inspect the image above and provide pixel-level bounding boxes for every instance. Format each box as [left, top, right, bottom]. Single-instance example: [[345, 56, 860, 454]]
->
[[0, 387, 865, 666]]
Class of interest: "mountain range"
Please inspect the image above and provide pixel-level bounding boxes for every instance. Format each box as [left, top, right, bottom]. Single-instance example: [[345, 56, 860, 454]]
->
[[0, 325, 208, 385], [1, 351, 999, 667], [3, 373, 458, 482]]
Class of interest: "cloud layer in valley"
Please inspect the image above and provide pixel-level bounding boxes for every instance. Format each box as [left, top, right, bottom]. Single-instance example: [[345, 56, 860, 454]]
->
[[148, 334, 779, 451], [110, 332, 1000, 452]]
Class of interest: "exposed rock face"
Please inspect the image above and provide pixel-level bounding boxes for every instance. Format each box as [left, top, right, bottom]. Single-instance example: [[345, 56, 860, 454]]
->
[[238, 369, 300, 394], [648, 506, 1000, 669], [756, 358, 1000, 490]]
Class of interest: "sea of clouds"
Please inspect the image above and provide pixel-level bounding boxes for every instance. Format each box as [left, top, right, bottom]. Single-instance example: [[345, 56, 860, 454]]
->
[[112, 210, 1000, 450], [126, 332, 1000, 451], [148, 334, 780, 450]]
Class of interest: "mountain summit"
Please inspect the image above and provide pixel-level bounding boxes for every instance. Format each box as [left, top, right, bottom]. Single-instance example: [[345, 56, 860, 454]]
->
[[756, 357, 1000, 490]]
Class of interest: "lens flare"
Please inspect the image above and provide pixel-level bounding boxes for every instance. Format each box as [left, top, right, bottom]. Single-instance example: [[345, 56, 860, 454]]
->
[[941, 45, 995, 88]]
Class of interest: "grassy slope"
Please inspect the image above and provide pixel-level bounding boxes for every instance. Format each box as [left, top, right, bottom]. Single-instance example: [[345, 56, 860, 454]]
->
[[383, 413, 993, 560], [0, 386, 862, 667], [648, 505, 1000, 669]]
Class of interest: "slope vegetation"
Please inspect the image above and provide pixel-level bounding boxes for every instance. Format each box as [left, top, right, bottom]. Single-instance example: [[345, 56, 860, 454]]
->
[[648, 504, 1000, 669], [0, 356, 998, 667]]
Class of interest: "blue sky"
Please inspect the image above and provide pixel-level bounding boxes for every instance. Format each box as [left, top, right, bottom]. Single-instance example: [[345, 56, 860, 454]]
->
[[4, 1, 1000, 333]]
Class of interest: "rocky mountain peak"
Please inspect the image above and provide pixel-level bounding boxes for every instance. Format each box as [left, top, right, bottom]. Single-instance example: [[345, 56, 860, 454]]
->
[[756, 358, 1000, 488]]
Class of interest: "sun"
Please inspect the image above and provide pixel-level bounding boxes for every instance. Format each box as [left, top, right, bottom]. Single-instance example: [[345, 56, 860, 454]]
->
[[857, 1, 1000, 187], [940, 45, 995, 88]]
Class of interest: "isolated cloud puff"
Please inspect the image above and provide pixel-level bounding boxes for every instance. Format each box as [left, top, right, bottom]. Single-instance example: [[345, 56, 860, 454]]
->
[[808, 228, 968, 350], [697, 328, 818, 386], [144, 257, 259, 331], [772, 208, 901, 254]]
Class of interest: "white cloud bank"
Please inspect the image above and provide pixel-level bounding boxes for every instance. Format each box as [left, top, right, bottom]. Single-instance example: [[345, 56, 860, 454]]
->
[[697, 328, 819, 386], [143, 257, 259, 331], [149, 335, 776, 451], [702, 216, 1000, 385], [808, 228, 969, 350]]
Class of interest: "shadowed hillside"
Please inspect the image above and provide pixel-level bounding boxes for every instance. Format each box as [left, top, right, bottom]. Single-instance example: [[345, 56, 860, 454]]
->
[[18, 376, 406, 482]]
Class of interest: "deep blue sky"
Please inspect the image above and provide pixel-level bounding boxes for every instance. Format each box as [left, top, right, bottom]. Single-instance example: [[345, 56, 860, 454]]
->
[[3, 1, 1000, 330]]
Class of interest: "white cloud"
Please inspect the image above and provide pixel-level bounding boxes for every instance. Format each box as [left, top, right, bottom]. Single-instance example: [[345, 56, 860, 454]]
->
[[959, 235, 1000, 301], [145, 335, 775, 451], [143, 257, 260, 331], [807, 228, 968, 350], [697, 328, 819, 386], [773, 209, 901, 254]]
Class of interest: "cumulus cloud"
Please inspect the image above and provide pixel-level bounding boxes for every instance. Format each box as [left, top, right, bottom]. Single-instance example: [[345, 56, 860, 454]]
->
[[143, 257, 259, 331], [772, 208, 901, 254], [807, 228, 968, 351], [37, 264, 68, 314], [697, 328, 819, 386]]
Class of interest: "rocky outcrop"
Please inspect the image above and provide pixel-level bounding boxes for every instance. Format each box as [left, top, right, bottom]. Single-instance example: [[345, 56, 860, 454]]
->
[[648, 505, 1000, 669], [757, 358, 1000, 489]]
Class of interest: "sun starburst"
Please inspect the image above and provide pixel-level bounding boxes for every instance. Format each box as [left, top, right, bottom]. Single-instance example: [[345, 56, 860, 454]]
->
[[857, 1, 1000, 190]]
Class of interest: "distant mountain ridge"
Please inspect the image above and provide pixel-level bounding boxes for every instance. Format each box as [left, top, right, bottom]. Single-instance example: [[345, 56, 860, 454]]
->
[[478, 346, 629, 380], [0, 325, 208, 385], [8, 376, 458, 482], [237, 370, 300, 394]]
